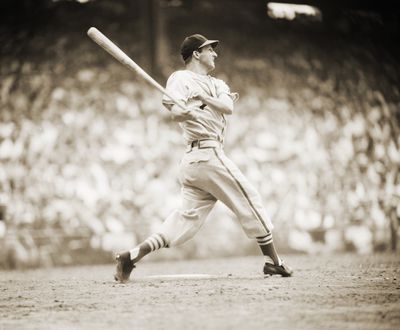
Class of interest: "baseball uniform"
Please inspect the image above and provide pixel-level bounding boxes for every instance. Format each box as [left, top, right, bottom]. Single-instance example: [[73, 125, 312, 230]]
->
[[159, 69, 273, 247], [114, 35, 293, 283]]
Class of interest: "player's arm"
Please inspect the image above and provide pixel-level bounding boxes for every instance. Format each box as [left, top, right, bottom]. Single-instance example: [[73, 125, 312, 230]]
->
[[163, 102, 200, 122], [194, 93, 233, 115], [190, 79, 237, 115], [162, 72, 202, 122]]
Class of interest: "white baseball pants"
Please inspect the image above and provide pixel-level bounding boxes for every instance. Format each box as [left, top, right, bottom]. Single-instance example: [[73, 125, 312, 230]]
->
[[159, 143, 273, 247]]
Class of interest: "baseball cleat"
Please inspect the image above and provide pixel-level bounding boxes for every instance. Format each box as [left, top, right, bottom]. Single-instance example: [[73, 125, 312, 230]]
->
[[263, 261, 293, 277], [114, 251, 135, 283]]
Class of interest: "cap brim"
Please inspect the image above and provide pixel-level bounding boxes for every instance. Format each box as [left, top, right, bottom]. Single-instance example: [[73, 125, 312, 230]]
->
[[199, 39, 219, 49]]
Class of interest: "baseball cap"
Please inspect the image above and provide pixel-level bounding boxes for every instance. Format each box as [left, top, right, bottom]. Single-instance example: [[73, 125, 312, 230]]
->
[[180, 34, 219, 61]]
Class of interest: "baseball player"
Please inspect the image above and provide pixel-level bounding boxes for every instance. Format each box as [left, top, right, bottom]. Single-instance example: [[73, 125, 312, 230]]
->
[[114, 34, 293, 282]]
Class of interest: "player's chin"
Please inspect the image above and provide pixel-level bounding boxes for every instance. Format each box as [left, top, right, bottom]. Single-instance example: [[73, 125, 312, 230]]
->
[[208, 62, 215, 71]]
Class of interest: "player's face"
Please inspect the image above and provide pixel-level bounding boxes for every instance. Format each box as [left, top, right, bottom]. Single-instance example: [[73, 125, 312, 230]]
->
[[198, 45, 218, 72]]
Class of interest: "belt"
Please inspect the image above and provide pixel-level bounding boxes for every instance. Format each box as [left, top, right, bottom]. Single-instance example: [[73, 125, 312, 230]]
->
[[186, 139, 222, 152]]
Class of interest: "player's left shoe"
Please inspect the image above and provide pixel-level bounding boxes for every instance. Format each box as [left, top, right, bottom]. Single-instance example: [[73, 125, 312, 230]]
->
[[114, 251, 135, 283], [263, 261, 293, 277]]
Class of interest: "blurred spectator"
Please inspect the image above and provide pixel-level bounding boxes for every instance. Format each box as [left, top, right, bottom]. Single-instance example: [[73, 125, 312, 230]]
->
[[0, 1, 399, 268]]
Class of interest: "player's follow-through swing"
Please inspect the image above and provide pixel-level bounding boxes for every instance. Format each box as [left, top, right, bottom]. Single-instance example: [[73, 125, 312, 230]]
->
[[87, 27, 293, 282]]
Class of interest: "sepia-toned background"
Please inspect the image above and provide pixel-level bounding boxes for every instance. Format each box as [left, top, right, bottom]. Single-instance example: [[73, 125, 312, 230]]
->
[[0, 0, 399, 269]]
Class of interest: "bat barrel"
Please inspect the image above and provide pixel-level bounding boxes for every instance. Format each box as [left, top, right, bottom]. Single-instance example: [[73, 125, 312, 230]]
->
[[87, 27, 186, 111]]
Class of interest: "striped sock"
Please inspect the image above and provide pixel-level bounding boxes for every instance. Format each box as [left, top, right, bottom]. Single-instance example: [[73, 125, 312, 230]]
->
[[257, 232, 273, 246], [257, 233, 282, 266], [144, 233, 168, 252]]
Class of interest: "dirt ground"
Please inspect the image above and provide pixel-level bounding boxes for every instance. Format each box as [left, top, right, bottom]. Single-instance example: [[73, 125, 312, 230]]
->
[[0, 254, 399, 330]]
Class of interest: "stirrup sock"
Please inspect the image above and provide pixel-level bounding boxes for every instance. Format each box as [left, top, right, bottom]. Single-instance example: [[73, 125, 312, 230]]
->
[[257, 233, 273, 246], [144, 233, 168, 252]]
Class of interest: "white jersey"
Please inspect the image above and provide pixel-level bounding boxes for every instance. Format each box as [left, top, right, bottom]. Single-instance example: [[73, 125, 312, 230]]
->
[[162, 70, 237, 144]]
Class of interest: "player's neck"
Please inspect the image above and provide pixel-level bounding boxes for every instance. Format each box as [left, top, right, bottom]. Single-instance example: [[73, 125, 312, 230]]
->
[[186, 62, 209, 76]]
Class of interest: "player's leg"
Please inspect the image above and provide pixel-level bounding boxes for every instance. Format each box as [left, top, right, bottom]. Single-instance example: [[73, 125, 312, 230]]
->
[[114, 232, 168, 282], [203, 148, 292, 276], [114, 186, 216, 282], [256, 233, 292, 277], [159, 198, 216, 247], [256, 232, 281, 266]]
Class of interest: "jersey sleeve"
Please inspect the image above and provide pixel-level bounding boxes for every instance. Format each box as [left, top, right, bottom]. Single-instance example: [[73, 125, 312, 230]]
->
[[214, 78, 239, 102], [162, 71, 189, 106]]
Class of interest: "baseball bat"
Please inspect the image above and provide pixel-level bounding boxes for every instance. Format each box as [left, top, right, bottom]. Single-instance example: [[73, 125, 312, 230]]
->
[[87, 27, 186, 111]]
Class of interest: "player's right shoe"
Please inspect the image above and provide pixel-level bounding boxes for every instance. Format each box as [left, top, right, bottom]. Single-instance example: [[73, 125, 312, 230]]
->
[[263, 261, 293, 277], [114, 251, 135, 283]]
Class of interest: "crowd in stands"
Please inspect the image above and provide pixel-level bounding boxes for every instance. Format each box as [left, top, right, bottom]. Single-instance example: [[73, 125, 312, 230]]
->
[[1, 4, 399, 268]]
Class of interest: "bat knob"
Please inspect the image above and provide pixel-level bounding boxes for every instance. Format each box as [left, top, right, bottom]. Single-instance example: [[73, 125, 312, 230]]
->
[[87, 27, 99, 37]]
